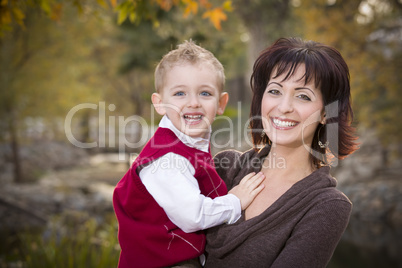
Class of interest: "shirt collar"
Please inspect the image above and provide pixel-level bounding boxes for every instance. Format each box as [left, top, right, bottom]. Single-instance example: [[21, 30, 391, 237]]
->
[[159, 115, 211, 153]]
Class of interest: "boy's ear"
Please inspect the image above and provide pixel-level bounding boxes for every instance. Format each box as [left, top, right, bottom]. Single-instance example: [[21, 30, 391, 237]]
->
[[151, 93, 166, 116], [217, 92, 229, 115]]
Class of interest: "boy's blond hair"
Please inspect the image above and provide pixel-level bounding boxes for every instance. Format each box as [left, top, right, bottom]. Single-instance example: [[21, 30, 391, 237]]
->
[[154, 40, 225, 93]]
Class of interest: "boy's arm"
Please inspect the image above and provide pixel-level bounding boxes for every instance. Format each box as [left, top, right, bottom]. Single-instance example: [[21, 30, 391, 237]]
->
[[140, 152, 241, 233]]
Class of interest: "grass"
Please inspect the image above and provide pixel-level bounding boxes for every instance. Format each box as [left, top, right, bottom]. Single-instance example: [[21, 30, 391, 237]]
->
[[1, 211, 120, 268]]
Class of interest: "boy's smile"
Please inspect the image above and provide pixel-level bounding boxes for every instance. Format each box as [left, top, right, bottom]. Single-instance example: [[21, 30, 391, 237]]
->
[[183, 113, 203, 125], [152, 62, 228, 139]]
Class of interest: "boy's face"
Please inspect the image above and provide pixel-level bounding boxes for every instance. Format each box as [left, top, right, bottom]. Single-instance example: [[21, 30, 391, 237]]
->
[[152, 63, 228, 139]]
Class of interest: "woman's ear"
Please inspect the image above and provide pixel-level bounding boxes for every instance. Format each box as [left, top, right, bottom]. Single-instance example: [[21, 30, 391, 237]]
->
[[320, 113, 326, 125], [151, 93, 166, 116], [217, 92, 229, 115]]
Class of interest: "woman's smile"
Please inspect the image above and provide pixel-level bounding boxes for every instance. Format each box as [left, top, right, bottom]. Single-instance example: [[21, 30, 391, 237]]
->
[[271, 117, 299, 129]]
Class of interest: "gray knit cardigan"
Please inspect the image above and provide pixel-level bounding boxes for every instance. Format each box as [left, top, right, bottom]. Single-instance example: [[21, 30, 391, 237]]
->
[[205, 146, 352, 268]]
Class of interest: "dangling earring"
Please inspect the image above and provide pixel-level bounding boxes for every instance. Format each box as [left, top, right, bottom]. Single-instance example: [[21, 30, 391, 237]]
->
[[261, 130, 265, 138], [317, 124, 329, 149]]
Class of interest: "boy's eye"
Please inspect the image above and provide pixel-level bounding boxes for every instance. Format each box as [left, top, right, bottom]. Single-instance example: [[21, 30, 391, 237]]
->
[[200, 91, 212, 96], [297, 94, 311, 101], [174, 91, 185, 96]]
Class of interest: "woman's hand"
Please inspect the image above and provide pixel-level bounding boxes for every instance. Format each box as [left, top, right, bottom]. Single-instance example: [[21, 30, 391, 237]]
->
[[228, 172, 265, 210]]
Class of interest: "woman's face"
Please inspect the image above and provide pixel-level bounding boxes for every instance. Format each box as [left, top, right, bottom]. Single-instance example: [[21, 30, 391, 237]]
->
[[261, 64, 325, 148]]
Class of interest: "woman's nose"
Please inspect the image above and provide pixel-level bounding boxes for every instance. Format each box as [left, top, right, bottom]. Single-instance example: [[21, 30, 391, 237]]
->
[[277, 96, 294, 114]]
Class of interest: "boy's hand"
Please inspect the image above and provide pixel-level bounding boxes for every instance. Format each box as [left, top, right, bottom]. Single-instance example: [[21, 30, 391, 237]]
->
[[228, 172, 265, 210]]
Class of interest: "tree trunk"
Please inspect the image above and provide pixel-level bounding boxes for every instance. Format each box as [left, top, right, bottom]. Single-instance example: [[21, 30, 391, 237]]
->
[[234, 0, 292, 88], [9, 118, 23, 183]]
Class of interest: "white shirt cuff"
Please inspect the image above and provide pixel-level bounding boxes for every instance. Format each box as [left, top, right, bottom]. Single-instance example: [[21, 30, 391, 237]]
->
[[225, 193, 241, 224]]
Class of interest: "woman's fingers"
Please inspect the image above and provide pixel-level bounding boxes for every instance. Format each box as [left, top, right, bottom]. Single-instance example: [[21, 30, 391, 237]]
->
[[240, 172, 265, 188], [248, 173, 265, 196], [229, 172, 266, 210], [251, 181, 265, 196], [239, 172, 256, 184]]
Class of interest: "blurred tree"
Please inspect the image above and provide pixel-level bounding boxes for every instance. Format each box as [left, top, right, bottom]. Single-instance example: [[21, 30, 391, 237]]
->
[[1, 0, 297, 80], [0, 10, 53, 182], [294, 0, 402, 157], [97, 15, 172, 118], [0, 4, 113, 182], [232, 0, 294, 71]]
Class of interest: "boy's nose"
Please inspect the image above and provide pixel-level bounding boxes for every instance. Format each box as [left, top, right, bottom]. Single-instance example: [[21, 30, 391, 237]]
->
[[188, 95, 201, 107]]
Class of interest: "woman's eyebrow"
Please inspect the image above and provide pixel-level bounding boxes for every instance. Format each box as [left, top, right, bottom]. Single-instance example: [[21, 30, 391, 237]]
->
[[295, 87, 316, 96], [267, 82, 283, 87], [268, 81, 317, 97]]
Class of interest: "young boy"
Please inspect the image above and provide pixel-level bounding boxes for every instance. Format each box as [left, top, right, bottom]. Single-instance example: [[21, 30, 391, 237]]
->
[[113, 40, 264, 268]]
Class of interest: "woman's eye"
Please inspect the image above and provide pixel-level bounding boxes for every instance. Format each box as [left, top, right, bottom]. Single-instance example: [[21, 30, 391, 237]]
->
[[298, 94, 311, 101], [267, 89, 280, 95], [174, 92, 185, 96], [200, 91, 212, 96]]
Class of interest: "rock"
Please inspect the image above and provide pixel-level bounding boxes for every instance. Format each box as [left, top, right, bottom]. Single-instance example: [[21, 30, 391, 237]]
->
[[0, 140, 90, 182], [330, 129, 402, 265], [0, 156, 125, 231]]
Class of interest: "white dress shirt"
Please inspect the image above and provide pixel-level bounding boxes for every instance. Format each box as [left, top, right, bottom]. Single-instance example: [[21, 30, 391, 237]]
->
[[139, 115, 241, 233]]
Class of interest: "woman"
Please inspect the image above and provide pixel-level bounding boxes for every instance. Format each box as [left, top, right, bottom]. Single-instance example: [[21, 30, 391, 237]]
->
[[205, 37, 359, 267]]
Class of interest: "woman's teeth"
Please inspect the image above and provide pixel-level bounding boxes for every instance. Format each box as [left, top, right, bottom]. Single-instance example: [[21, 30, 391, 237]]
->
[[273, 118, 297, 127]]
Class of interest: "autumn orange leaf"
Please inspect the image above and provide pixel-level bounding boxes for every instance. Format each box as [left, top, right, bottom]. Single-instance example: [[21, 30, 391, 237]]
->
[[202, 7, 227, 30], [50, 3, 63, 21], [155, 0, 174, 11], [183, 0, 198, 17], [109, 0, 117, 8], [1, 10, 12, 25], [199, 0, 212, 9]]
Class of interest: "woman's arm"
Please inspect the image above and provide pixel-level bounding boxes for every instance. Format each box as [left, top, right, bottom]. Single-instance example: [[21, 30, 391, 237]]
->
[[271, 198, 352, 268]]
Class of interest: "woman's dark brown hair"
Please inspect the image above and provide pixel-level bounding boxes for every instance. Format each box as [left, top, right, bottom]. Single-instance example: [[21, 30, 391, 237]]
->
[[249, 37, 358, 167]]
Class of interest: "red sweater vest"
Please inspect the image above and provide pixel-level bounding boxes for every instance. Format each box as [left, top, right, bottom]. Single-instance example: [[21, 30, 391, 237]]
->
[[113, 127, 228, 268]]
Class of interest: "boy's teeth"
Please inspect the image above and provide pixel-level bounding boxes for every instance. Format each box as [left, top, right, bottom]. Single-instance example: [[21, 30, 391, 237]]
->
[[184, 115, 202, 121], [273, 118, 297, 127]]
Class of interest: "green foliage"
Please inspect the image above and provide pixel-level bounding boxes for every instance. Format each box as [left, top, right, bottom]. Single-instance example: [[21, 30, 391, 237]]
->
[[0, 0, 233, 37], [116, 3, 246, 76], [3, 213, 120, 268], [221, 106, 238, 119], [0, 2, 114, 134]]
